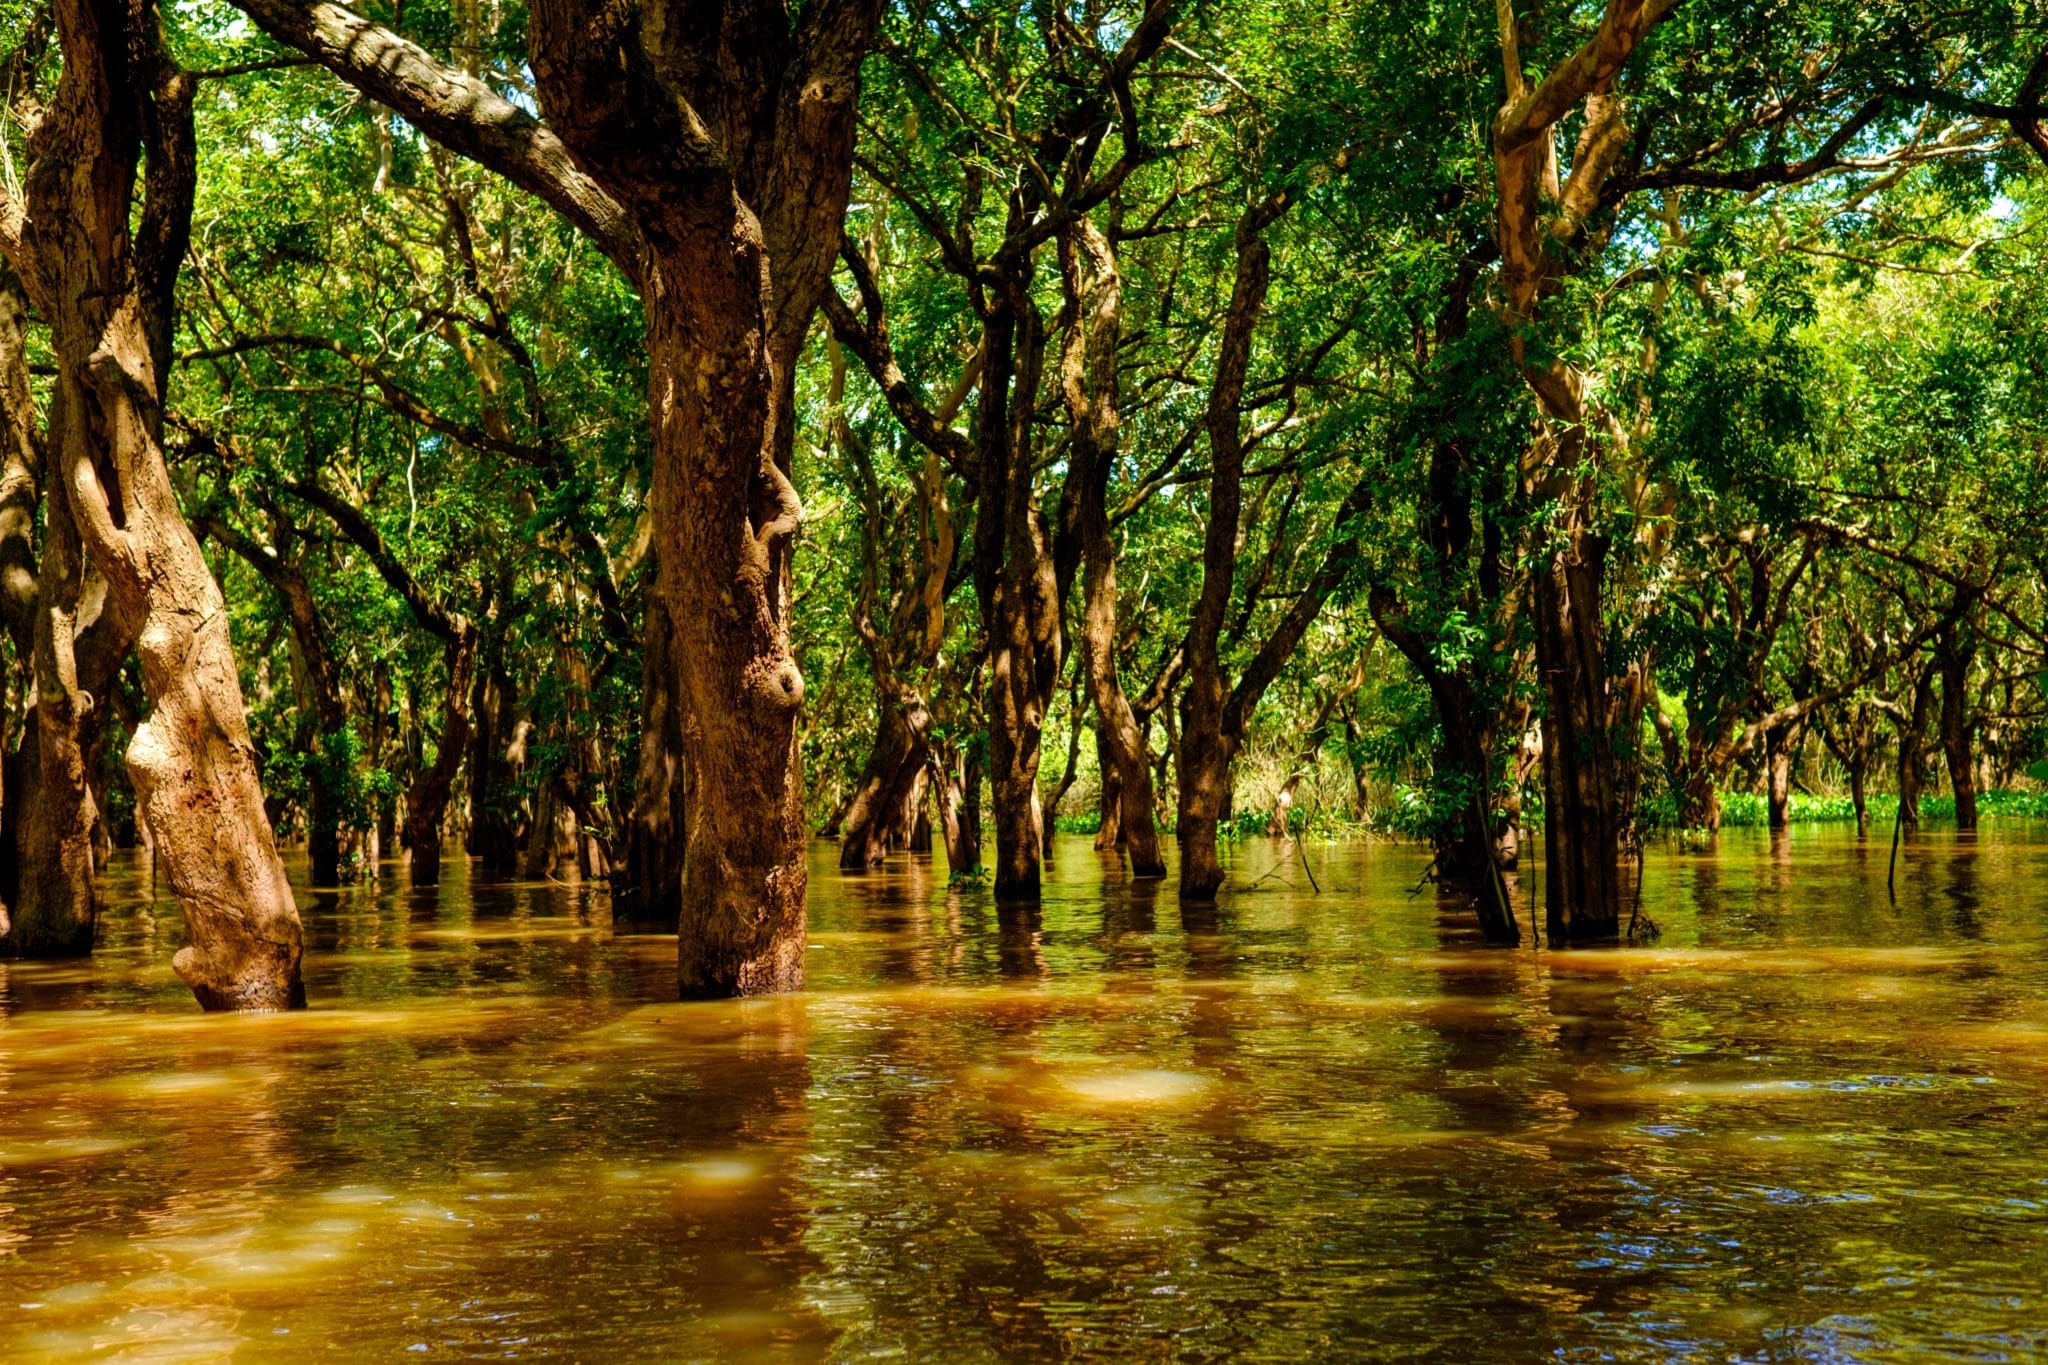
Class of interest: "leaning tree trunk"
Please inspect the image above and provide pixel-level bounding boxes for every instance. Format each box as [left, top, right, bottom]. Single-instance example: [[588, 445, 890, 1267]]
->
[[837, 700, 928, 870], [10, 16, 303, 1008]]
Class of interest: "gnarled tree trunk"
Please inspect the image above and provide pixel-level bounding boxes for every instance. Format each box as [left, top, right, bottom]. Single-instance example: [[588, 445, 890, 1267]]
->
[[6, 12, 303, 1007]]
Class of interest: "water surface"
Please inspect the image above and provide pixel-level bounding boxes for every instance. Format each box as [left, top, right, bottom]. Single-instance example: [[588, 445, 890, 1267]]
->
[[3, 830, 2047, 1359]]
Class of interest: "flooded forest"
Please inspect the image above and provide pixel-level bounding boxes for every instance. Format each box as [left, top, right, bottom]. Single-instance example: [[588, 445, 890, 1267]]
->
[[2, 0, 2048, 1356]]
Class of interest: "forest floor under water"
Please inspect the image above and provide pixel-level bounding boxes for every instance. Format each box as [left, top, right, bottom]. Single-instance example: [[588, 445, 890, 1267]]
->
[[2, 829, 2047, 1360]]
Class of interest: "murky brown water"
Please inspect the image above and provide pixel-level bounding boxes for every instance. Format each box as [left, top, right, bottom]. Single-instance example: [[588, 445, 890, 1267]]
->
[[3, 830, 2047, 1359]]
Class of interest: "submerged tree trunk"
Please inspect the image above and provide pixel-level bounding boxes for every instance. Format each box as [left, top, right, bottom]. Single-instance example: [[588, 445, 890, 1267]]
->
[[620, 587, 686, 926], [837, 701, 928, 870], [1178, 204, 1282, 901], [1897, 661, 1938, 833], [1093, 723, 1125, 852], [1765, 717, 1805, 832], [1938, 629, 1977, 832], [932, 743, 983, 878], [231, 0, 881, 994], [1531, 540, 1623, 943], [1489, 0, 1667, 944], [528, 0, 879, 996], [11, 464, 99, 956], [403, 627, 477, 885], [6, 13, 304, 1008]]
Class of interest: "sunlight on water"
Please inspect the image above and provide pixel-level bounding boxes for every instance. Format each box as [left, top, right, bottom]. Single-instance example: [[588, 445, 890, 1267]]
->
[[2, 831, 2048, 1357]]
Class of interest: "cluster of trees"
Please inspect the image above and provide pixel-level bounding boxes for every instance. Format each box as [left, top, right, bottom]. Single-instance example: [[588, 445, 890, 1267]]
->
[[0, 0, 2041, 1008]]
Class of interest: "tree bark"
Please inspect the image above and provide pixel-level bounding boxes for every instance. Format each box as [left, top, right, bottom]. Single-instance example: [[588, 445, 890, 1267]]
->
[[931, 742, 984, 877], [1178, 203, 1280, 900], [837, 701, 928, 869], [4, 11, 304, 1007], [1092, 722, 1125, 852], [9, 457, 99, 956]]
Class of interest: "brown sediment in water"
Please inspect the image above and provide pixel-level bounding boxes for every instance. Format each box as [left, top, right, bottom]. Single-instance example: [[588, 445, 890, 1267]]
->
[[1, 830, 2045, 1358]]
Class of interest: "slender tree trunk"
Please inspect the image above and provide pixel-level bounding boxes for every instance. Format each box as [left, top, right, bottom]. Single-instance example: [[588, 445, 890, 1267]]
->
[[1489, 0, 1665, 945], [1765, 720, 1802, 831], [1060, 218, 1166, 879], [405, 628, 477, 886], [1938, 634, 1977, 831], [1178, 205, 1279, 901], [972, 282, 1063, 900], [368, 660, 392, 869], [1897, 663, 1937, 833], [621, 586, 686, 927]]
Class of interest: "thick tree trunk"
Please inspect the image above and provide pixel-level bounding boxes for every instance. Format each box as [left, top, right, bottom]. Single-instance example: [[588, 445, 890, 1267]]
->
[[643, 282, 809, 995], [894, 765, 930, 853], [527, 0, 879, 995], [235, 0, 883, 999], [1532, 541, 1622, 944], [9, 18, 304, 1008]]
